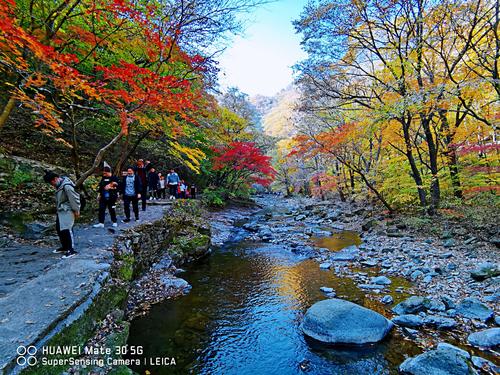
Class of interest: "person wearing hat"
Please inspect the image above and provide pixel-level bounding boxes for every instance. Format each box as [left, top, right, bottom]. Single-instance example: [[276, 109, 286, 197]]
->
[[43, 171, 80, 259], [93, 164, 120, 228]]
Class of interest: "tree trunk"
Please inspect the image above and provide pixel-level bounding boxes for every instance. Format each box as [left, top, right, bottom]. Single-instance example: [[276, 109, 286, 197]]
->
[[114, 130, 151, 174], [0, 96, 16, 129], [421, 117, 440, 214], [448, 149, 463, 199], [402, 119, 427, 208], [76, 131, 125, 188]]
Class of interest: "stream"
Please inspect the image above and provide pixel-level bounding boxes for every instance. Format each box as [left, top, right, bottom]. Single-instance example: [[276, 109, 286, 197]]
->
[[127, 202, 422, 375]]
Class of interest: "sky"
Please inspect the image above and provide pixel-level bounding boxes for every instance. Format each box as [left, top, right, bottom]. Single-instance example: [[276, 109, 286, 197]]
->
[[217, 0, 309, 98]]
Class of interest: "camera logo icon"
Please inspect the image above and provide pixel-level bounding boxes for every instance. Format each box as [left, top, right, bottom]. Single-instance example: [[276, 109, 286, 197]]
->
[[16, 345, 38, 366]]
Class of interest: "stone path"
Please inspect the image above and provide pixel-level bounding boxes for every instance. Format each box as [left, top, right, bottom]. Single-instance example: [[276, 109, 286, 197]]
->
[[0, 203, 170, 373]]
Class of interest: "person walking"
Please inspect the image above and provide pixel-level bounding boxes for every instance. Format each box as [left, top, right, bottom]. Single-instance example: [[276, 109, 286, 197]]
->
[[166, 169, 180, 199], [179, 179, 187, 199], [158, 174, 166, 199], [134, 159, 148, 211], [43, 171, 80, 259], [190, 183, 197, 199], [148, 167, 160, 200], [121, 167, 142, 222], [93, 165, 120, 228]]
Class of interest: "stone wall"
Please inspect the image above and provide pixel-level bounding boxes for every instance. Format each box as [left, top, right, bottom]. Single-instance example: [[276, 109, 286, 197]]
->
[[20, 201, 210, 375]]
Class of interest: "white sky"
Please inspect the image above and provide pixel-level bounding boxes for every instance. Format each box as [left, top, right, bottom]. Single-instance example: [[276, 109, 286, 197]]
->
[[218, 0, 308, 97]]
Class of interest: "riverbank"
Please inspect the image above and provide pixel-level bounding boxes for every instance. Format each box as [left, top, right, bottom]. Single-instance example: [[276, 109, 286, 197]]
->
[[234, 195, 499, 369], [1, 194, 498, 374]]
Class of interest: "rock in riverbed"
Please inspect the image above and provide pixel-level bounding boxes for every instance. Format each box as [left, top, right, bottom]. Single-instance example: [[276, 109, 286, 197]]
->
[[470, 262, 500, 281], [392, 314, 424, 328], [392, 296, 428, 315], [399, 343, 475, 375], [456, 298, 494, 322], [467, 327, 500, 349], [301, 299, 393, 345], [370, 276, 392, 285]]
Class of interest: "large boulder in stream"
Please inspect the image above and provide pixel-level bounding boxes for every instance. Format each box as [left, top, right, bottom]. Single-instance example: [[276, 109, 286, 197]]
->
[[301, 299, 393, 345], [467, 328, 500, 349], [399, 343, 475, 375]]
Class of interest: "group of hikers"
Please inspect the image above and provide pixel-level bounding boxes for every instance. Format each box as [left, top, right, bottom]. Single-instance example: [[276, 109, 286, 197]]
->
[[42, 159, 196, 259]]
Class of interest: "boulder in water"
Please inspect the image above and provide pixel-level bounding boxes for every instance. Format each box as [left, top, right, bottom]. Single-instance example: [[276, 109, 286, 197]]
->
[[370, 276, 391, 285], [392, 296, 428, 315], [456, 298, 493, 322], [392, 314, 424, 328], [399, 344, 474, 375], [301, 298, 393, 345], [470, 262, 500, 281], [467, 328, 500, 349]]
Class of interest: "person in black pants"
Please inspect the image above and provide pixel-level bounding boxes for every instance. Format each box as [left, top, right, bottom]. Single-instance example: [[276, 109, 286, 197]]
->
[[43, 171, 80, 258], [121, 167, 142, 222], [93, 166, 120, 228], [134, 159, 151, 211], [147, 167, 160, 200]]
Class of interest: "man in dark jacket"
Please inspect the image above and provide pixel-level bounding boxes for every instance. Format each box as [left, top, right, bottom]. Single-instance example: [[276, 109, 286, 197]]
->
[[43, 171, 80, 259], [134, 159, 149, 211], [121, 167, 142, 222], [93, 166, 120, 228], [147, 167, 160, 200]]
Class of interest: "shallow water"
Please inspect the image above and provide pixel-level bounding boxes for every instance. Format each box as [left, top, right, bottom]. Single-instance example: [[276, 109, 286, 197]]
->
[[311, 231, 362, 252], [127, 235, 421, 374]]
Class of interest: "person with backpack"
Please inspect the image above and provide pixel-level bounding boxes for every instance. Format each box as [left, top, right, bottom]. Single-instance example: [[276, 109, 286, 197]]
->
[[121, 167, 142, 222], [166, 169, 180, 199], [43, 171, 80, 259], [93, 165, 120, 228]]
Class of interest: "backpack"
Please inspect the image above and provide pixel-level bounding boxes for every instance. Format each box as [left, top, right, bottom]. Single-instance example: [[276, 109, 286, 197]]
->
[[60, 179, 86, 211]]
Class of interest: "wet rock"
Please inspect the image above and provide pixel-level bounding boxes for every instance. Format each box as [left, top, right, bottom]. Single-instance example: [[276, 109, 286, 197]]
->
[[319, 262, 332, 269], [392, 296, 428, 315], [381, 260, 392, 268], [471, 356, 499, 373], [470, 262, 500, 281], [456, 298, 494, 322], [359, 284, 385, 290], [399, 344, 474, 375], [361, 259, 378, 267], [442, 239, 455, 248], [490, 237, 500, 248], [424, 298, 446, 312], [436, 343, 470, 359], [381, 295, 393, 305], [301, 298, 393, 344], [439, 252, 453, 259], [467, 328, 500, 349], [361, 219, 378, 231], [242, 223, 259, 232], [370, 276, 391, 285], [410, 270, 424, 281], [422, 275, 433, 283], [320, 286, 334, 293], [424, 315, 457, 330], [441, 295, 456, 310], [392, 314, 425, 328], [331, 245, 359, 261]]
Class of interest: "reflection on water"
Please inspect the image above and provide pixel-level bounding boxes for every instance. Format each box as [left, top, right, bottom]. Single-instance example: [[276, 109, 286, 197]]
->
[[127, 240, 420, 375], [311, 231, 362, 251]]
